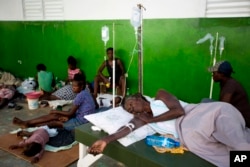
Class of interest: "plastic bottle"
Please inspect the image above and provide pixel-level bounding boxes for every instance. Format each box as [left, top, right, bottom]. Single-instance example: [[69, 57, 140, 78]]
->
[[106, 77, 111, 88], [145, 135, 180, 148]]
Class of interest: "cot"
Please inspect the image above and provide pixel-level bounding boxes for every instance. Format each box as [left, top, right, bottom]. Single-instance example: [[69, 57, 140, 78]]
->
[[75, 123, 215, 167]]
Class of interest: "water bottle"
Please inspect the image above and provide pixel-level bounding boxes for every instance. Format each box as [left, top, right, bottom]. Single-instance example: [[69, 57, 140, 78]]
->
[[145, 135, 180, 148]]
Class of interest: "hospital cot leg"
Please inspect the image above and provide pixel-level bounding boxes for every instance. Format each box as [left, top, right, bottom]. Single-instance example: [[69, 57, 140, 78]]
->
[[77, 143, 103, 167]]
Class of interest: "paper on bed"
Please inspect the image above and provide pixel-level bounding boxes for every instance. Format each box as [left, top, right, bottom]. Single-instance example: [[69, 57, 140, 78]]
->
[[84, 106, 156, 147]]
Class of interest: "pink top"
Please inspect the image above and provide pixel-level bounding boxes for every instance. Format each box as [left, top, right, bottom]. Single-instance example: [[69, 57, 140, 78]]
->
[[68, 68, 80, 80], [18, 128, 49, 159]]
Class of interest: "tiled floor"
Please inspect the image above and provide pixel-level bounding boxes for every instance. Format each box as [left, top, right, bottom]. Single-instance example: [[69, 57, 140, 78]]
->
[[0, 98, 125, 167]]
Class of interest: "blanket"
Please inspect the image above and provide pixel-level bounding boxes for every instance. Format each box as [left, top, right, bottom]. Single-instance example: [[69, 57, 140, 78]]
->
[[176, 102, 250, 167]]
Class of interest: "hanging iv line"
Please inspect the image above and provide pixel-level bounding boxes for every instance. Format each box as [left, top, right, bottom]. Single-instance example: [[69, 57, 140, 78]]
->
[[101, 25, 110, 60], [130, 4, 146, 94]]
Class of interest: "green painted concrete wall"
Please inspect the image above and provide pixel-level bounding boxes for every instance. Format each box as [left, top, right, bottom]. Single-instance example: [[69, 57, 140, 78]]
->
[[0, 18, 250, 103]]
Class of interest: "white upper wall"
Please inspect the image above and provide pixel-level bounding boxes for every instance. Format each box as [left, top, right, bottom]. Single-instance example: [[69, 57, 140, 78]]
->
[[0, 0, 207, 20], [64, 0, 206, 20], [0, 0, 23, 20]]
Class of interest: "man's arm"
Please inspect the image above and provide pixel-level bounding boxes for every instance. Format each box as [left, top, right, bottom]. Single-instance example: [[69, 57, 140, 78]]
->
[[139, 89, 185, 124], [88, 116, 147, 155]]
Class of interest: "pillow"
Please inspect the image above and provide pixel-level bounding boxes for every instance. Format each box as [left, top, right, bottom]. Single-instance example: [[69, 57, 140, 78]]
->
[[84, 106, 156, 147]]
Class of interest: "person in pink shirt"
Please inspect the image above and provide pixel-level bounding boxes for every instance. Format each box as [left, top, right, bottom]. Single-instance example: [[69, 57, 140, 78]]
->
[[66, 55, 82, 84], [9, 128, 49, 164]]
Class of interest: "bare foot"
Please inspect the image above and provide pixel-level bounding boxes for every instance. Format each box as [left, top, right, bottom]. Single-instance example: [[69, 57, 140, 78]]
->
[[13, 117, 28, 128]]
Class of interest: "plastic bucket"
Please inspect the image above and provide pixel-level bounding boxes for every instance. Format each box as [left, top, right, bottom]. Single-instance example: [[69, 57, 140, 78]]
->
[[25, 92, 41, 110], [27, 98, 39, 110]]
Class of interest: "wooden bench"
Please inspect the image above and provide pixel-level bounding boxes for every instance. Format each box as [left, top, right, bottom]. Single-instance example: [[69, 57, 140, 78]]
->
[[75, 123, 215, 167]]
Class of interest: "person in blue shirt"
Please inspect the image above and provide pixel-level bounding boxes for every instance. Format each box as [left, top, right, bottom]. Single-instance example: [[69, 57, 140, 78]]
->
[[12, 73, 96, 131]]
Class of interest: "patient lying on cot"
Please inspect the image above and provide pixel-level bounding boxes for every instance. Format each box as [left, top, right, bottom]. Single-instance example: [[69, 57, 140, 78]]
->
[[88, 89, 250, 167]]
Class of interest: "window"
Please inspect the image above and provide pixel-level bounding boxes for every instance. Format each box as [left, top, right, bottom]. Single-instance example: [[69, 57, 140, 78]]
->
[[205, 0, 250, 17], [22, 0, 64, 20]]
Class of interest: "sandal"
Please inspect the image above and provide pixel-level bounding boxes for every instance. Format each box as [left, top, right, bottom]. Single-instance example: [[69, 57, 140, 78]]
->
[[40, 100, 49, 108], [8, 102, 16, 108], [15, 105, 23, 110]]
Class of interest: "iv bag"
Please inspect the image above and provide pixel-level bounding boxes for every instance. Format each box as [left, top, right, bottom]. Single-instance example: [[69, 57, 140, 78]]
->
[[196, 33, 213, 44], [219, 36, 225, 56], [101, 26, 109, 43], [130, 6, 141, 28]]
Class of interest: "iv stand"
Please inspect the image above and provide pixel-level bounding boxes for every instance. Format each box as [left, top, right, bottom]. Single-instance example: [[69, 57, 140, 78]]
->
[[112, 23, 115, 108], [209, 32, 219, 99], [137, 4, 144, 94]]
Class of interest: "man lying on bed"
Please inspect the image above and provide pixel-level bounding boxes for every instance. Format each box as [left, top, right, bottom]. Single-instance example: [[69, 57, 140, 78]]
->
[[88, 89, 250, 167]]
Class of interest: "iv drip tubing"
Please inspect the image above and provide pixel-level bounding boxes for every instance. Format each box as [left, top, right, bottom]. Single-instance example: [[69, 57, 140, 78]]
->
[[126, 41, 138, 74]]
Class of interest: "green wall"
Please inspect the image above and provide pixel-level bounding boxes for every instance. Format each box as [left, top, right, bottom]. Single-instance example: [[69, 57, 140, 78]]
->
[[0, 18, 250, 103]]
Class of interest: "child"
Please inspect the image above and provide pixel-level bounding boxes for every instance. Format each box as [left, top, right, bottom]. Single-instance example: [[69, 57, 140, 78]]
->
[[9, 128, 49, 164], [36, 63, 55, 100], [44, 56, 83, 101], [12, 73, 97, 131], [66, 55, 82, 84]]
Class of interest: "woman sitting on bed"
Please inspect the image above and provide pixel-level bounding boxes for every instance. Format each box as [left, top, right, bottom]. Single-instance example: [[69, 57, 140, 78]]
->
[[88, 89, 250, 167]]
